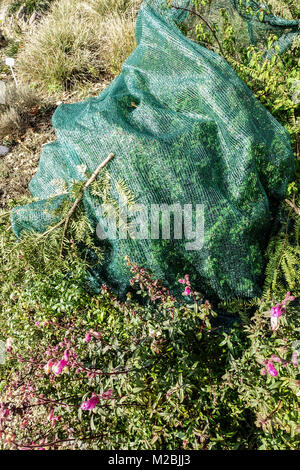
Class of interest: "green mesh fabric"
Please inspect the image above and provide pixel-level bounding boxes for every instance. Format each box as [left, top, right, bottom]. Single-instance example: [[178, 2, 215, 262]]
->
[[230, 0, 299, 56], [11, 0, 296, 300]]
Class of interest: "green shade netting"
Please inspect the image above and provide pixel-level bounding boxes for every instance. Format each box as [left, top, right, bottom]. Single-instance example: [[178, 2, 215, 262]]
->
[[11, 0, 297, 300]]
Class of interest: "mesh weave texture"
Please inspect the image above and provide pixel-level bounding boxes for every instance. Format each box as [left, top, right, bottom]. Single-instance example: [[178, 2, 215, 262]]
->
[[11, 0, 296, 300]]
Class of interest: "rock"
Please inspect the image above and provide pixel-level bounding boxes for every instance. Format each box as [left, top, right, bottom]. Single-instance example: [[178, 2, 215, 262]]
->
[[0, 29, 7, 48], [0, 145, 10, 157]]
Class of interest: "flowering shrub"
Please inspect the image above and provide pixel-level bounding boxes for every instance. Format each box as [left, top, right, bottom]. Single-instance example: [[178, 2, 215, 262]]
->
[[222, 293, 299, 449], [0, 254, 299, 450]]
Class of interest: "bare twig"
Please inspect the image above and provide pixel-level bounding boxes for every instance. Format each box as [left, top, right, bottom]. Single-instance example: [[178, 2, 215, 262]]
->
[[170, 4, 225, 57]]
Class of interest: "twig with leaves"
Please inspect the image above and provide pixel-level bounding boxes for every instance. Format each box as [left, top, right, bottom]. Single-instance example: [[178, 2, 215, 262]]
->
[[2, 153, 114, 265], [170, 3, 225, 57]]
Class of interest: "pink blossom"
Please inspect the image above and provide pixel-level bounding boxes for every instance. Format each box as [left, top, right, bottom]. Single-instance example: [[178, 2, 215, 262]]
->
[[178, 279, 185, 284], [91, 331, 101, 339], [63, 349, 69, 361], [184, 287, 191, 296], [267, 361, 278, 377], [80, 395, 100, 410], [44, 359, 55, 375], [270, 355, 282, 363], [101, 389, 113, 400], [48, 409, 61, 427], [35, 320, 41, 326], [52, 358, 68, 376], [270, 303, 284, 318], [282, 292, 295, 305], [292, 351, 298, 368], [85, 332, 92, 343]]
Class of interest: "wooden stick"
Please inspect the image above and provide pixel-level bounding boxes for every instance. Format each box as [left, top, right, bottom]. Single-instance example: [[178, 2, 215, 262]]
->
[[34, 153, 115, 254], [59, 153, 115, 256]]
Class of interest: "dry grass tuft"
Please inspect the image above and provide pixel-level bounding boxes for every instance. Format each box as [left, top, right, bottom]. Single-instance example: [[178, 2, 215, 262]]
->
[[0, 83, 42, 138], [15, 0, 141, 92]]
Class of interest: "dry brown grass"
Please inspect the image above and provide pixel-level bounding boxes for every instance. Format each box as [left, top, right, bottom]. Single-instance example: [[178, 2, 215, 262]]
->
[[15, 0, 141, 93], [0, 125, 55, 207], [0, 83, 42, 138]]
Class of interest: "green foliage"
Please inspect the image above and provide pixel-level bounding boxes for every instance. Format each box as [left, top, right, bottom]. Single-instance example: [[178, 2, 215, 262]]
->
[[0, 0, 299, 451], [0, 233, 298, 449], [264, 208, 300, 297]]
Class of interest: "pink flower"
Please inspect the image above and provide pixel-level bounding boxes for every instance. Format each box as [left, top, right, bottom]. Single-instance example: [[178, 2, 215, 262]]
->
[[35, 320, 41, 326], [282, 292, 295, 305], [80, 395, 100, 410], [91, 331, 101, 339], [291, 351, 298, 368], [63, 349, 69, 361], [85, 332, 92, 343], [101, 389, 113, 400], [267, 361, 278, 377], [184, 287, 191, 296], [178, 279, 185, 284], [44, 359, 55, 374], [48, 409, 61, 427], [270, 303, 284, 318], [52, 358, 68, 376], [270, 355, 282, 363]]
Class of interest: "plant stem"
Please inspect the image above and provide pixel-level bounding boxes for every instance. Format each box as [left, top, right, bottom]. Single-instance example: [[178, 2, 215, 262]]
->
[[58, 153, 115, 256], [285, 198, 300, 216], [170, 4, 225, 57], [30, 153, 114, 256]]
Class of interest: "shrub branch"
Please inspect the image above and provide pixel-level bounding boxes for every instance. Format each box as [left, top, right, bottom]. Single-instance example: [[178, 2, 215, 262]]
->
[[170, 4, 225, 57], [34, 153, 115, 256]]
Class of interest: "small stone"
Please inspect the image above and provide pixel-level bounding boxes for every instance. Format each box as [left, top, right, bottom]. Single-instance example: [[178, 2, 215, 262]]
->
[[0, 145, 10, 157], [0, 29, 7, 48]]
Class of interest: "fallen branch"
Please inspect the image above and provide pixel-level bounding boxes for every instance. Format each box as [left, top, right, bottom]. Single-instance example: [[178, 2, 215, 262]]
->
[[34, 153, 115, 256]]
